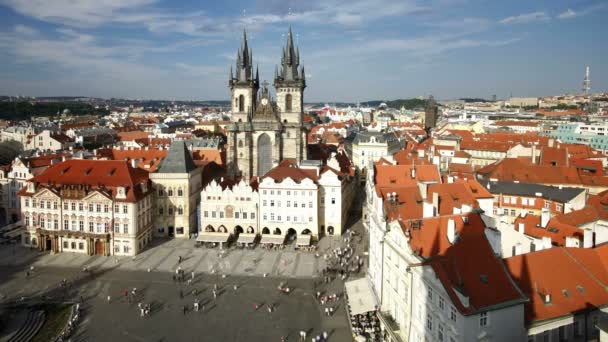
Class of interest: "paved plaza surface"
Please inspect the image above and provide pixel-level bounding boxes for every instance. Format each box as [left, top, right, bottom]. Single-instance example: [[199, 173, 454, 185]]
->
[[0, 189, 367, 341]]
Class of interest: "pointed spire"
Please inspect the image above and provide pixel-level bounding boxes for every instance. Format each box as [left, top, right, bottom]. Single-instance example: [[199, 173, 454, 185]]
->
[[230, 65, 233, 80], [256, 65, 259, 83], [274, 65, 278, 80], [301, 65, 305, 81]]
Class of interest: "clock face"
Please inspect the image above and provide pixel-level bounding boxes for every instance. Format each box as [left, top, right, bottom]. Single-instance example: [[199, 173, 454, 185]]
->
[[261, 98, 268, 105]]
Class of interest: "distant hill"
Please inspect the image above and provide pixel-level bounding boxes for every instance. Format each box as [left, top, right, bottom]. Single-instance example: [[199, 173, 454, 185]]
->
[[360, 98, 427, 110], [0, 101, 109, 120]]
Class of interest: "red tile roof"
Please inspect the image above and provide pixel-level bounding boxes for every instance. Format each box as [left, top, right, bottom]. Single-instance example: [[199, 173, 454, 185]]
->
[[103, 148, 168, 172], [25, 159, 150, 202], [373, 164, 440, 196], [513, 214, 583, 246], [402, 213, 526, 314], [117, 131, 151, 142], [476, 158, 608, 188], [426, 180, 492, 215], [504, 245, 608, 324]]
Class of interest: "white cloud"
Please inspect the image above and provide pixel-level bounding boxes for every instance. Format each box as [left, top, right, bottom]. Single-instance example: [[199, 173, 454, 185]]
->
[[558, 9, 576, 19], [14, 24, 38, 36], [499, 11, 549, 25], [558, 4, 606, 20], [175, 63, 224, 77]]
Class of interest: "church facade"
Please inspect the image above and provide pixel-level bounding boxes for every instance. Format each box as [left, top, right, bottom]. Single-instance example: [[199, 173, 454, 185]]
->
[[226, 28, 308, 179]]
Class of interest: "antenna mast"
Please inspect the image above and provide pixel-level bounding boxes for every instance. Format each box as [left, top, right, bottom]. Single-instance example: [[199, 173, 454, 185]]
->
[[582, 66, 591, 96]]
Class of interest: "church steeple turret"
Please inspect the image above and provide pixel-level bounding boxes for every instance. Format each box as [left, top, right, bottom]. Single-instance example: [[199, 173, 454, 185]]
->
[[229, 29, 259, 88], [274, 27, 305, 88]]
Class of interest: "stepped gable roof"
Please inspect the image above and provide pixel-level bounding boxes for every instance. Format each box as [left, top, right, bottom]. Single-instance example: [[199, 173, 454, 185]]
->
[[504, 245, 608, 324], [25, 159, 149, 201], [401, 214, 526, 314], [156, 141, 197, 174]]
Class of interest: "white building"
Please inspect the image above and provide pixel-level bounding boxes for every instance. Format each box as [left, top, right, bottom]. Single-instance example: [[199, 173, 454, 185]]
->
[[26, 130, 75, 151], [351, 131, 403, 170], [199, 177, 259, 235], [19, 159, 153, 256]]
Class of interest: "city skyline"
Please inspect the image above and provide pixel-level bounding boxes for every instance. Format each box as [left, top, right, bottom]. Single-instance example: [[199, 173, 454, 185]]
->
[[0, 0, 606, 102]]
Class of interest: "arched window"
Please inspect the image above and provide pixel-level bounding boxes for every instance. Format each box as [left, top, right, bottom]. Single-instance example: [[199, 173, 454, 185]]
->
[[239, 94, 245, 112], [177, 188, 183, 197], [177, 206, 183, 215], [168, 188, 173, 196], [168, 206, 174, 215], [159, 206, 164, 215], [238, 140, 243, 148], [285, 94, 292, 111]]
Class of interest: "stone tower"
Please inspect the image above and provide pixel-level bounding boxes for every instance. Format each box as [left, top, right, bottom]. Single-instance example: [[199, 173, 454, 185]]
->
[[274, 27, 307, 162], [229, 30, 259, 123], [227, 27, 309, 178]]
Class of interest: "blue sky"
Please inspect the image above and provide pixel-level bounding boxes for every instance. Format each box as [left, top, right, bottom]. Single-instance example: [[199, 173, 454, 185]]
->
[[0, 0, 605, 102]]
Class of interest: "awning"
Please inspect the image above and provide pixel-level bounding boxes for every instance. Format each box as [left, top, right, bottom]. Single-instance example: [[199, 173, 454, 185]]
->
[[196, 232, 230, 243], [296, 234, 312, 246], [3, 228, 23, 239], [345, 278, 378, 316], [260, 234, 285, 245], [237, 233, 257, 244]]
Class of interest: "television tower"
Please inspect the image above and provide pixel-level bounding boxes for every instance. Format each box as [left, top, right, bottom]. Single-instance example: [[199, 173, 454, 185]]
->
[[582, 66, 591, 95]]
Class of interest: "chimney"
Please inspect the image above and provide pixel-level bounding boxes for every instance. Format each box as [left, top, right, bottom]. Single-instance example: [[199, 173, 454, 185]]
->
[[548, 138, 554, 148], [447, 176, 454, 184], [131, 158, 138, 169], [520, 210, 527, 218], [410, 167, 416, 179], [542, 236, 552, 249], [518, 222, 525, 234], [540, 208, 550, 228], [418, 149, 425, 158], [583, 229, 594, 248], [531, 145, 536, 164], [432, 192, 440, 216], [447, 218, 456, 244]]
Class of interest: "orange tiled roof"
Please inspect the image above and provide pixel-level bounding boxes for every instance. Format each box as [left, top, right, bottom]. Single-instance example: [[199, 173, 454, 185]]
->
[[402, 213, 526, 314], [513, 214, 583, 246], [117, 131, 151, 142], [25, 159, 150, 202], [504, 245, 608, 324], [106, 148, 168, 172]]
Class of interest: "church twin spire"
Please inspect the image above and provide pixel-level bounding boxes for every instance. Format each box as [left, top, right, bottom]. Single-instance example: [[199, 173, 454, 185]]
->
[[275, 27, 306, 88], [229, 27, 305, 90], [229, 30, 259, 88]]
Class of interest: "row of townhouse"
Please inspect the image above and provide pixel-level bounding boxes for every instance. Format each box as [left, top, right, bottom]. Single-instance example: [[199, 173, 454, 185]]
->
[[199, 152, 355, 239], [364, 157, 608, 342]]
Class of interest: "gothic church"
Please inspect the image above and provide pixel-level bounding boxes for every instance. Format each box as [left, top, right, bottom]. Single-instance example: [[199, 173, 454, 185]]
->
[[226, 28, 308, 178]]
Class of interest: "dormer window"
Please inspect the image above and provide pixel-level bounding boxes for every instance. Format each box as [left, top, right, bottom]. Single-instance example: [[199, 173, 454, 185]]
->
[[27, 182, 35, 193], [116, 187, 126, 199]]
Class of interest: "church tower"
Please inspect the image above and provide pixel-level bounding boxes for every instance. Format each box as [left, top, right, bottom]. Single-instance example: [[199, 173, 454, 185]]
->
[[274, 27, 307, 162], [229, 30, 259, 122]]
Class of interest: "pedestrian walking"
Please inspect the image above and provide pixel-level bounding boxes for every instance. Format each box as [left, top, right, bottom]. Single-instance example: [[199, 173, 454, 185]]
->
[[182, 305, 187, 315], [179, 290, 183, 299], [213, 290, 217, 299], [178, 255, 182, 264], [191, 271, 195, 280], [107, 295, 111, 303], [233, 284, 238, 291], [322, 331, 328, 340], [300, 330, 306, 341]]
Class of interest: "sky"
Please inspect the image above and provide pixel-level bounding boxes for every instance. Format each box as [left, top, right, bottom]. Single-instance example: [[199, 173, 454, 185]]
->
[[0, 0, 606, 102]]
